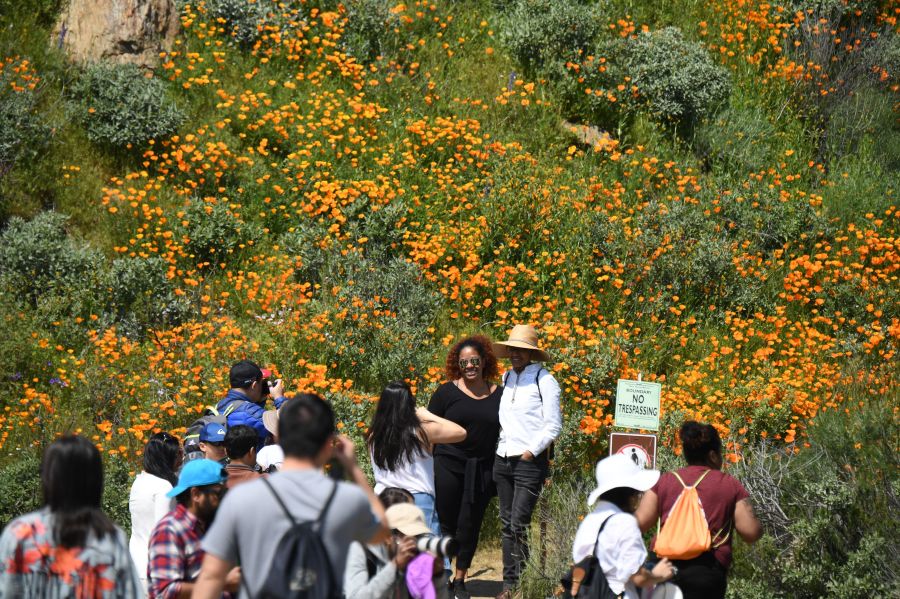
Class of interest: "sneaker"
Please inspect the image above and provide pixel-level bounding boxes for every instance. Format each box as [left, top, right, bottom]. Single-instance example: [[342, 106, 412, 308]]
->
[[452, 579, 471, 599]]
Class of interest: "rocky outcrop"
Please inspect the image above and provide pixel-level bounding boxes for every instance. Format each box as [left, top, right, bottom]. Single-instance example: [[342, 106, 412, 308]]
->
[[53, 0, 180, 68]]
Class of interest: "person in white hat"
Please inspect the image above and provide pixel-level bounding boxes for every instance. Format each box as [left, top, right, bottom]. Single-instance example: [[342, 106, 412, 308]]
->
[[491, 324, 563, 597], [570, 454, 677, 599]]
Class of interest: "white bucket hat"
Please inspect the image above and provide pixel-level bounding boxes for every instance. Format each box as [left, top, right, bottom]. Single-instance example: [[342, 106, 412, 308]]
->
[[587, 454, 660, 506]]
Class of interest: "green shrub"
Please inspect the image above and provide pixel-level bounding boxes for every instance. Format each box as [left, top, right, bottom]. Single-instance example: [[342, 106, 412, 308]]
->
[[342, 0, 403, 63], [618, 27, 730, 128], [73, 63, 184, 149], [178, 199, 262, 269], [0, 211, 103, 306], [107, 256, 190, 337], [102, 456, 134, 534], [0, 58, 49, 175], [499, 0, 602, 77], [0, 450, 42, 532], [693, 106, 779, 174], [728, 393, 900, 598], [205, 0, 277, 47]]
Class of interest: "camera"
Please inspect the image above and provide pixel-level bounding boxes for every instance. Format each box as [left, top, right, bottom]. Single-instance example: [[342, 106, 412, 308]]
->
[[415, 535, 459, 558]]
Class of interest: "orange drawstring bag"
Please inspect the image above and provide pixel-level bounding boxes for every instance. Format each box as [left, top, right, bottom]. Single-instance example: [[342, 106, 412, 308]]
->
[[654, 470, 725, 560]]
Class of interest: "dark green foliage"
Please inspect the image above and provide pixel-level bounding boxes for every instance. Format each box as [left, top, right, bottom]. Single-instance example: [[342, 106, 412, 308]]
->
[[73, 63, 184, 149], [0, 58, 50, 176], [618, 27, 730, 128], [728, 394, 900, 598], [0, 451, 42, 532], [342, 0, 403, 63], [0, 211, 102, 305], [178, 199, 262, 268], [107, 256, 189, 338], [693, 106, 779, 174], [499, 0, 603, 77], [205, 0, 277, 47], [102, 456, 133, 534]]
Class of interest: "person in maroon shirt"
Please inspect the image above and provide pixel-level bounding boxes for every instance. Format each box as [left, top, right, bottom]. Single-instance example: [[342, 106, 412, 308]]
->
[[636, 422, 762, 599], [223, 425, 267, 489]]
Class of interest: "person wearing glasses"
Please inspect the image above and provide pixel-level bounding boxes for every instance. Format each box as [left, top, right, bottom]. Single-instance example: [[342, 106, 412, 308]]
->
[[427, 335, 502, 599], [129, 431, 182, 592], [147, 460, 239, 598], [368, 381, 467, 539], [492, 324, 562, 599]]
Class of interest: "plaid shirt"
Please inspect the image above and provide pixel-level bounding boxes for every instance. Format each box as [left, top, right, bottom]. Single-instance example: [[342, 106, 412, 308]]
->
[[147, 503, 207, 599]]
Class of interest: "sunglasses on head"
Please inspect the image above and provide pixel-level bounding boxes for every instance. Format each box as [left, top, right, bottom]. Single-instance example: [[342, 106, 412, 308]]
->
[[458, 357, 481, 369]]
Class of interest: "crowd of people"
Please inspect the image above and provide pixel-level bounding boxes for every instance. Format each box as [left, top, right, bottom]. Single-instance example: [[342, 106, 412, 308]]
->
[[0, 324, 762, 599]]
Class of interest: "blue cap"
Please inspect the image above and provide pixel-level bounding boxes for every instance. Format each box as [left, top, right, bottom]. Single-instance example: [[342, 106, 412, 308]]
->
[[199, 422, 226, 443], [167, 459, 228, 498]]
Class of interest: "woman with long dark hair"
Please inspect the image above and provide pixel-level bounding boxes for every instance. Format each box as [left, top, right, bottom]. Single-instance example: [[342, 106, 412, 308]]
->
[[129, 431, 182, 590], [0, 435, 142, 598], [427, 334, 502, 599], [368, 381, 466, 540], [636, 422, 762, 599]]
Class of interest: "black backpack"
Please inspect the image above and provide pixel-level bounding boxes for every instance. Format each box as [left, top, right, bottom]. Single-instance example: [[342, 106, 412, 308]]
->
[[560, 514, 619, 599], [183, 407, 227, 459], [255, 477, 340, 599]]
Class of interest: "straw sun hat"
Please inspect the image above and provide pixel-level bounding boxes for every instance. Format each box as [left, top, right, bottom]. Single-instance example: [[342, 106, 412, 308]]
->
[[492, 324, 552, 362]]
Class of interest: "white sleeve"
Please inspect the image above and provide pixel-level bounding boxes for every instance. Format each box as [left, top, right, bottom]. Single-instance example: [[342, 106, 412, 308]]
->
[[602, 516, 647, 590], [529, 372, 562, 456], [152, 487, 173, 524], [571, 517, 599, 563]]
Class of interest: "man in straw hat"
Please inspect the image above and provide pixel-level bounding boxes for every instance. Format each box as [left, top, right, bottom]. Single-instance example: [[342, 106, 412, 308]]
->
[[491, 324, 562, 598]]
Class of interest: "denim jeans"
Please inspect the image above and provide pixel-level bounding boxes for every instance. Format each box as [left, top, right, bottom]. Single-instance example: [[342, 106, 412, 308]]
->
[[493, 454, 548, 587], [412, 492, 442, 536]]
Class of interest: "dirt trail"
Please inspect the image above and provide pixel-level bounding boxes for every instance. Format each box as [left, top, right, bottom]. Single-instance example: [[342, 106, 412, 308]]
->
[[459, 544, 503, 598]]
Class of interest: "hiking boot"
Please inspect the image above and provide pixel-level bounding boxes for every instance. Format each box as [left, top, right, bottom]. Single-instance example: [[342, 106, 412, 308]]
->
[[452, 579, 471, 599]]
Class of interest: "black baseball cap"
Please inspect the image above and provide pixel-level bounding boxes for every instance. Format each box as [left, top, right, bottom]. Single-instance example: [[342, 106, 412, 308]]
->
[[229, 360, 271, 388]]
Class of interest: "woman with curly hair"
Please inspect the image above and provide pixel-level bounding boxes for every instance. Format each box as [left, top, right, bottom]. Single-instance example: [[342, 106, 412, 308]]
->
[[427, 335, 502, 599]]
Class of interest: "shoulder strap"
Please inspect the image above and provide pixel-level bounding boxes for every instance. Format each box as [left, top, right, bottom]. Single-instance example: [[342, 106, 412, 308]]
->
[[593, 513, 617, 544], [262, 477, 297, 526], [692, 469, 712, 488], [502, 370, 509, 386], [222, 400, 245, 417], [317, 480, 339, 526], [362, 545, 384, 579], [534, 367, 545, 402]]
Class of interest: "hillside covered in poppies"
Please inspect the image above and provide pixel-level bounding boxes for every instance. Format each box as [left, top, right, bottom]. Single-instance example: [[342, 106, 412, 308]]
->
[[0, 1, 897, 596]]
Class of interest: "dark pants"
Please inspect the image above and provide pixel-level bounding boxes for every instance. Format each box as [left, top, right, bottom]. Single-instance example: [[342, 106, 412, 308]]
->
[[493, 454, 548, 587], [672, 552, 728, 599], [434, 454, 494, 570]]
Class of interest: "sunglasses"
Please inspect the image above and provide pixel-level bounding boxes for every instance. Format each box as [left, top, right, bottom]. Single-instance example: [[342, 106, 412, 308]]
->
[[458, 357, 482, 369]]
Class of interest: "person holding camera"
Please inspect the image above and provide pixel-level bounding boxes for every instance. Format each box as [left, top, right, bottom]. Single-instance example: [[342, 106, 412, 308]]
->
[[216, 360, 288, 448], [344, 501, 452, 599]]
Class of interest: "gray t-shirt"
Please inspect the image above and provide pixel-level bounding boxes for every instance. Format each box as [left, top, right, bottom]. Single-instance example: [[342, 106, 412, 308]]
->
[[203, 468, 381, 597]]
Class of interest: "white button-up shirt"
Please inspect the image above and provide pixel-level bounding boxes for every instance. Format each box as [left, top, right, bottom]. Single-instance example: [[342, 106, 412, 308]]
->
[[495, 362, 562, 458], [572, 501, 646, 598]]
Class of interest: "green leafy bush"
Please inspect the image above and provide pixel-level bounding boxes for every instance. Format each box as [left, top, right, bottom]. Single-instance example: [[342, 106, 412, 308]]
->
[[342, 0, 403, 63], [0, 451, 42, 531], [618, 27, 730, 128], [73, 63, 184, 149], [205, 0, 277, 47], [728, 394, 899, 598], [0, 58, 49, 175], [499, 0, 602, 77], [0, 211, 102, 305], [178, 199, 261, 268], [107, 256, 189, 337]]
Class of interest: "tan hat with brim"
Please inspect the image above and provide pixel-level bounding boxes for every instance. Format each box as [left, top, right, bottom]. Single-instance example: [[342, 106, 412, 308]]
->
[[262, 409, 279, 436], [492, 324, 552, 362], [385, 503, 432, 537]]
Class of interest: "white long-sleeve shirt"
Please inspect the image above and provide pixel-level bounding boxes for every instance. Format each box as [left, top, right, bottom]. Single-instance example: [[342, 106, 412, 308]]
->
[[496, 363, 562, 457], [128, 472, 174, 586], [572, 501, 646, 599]]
